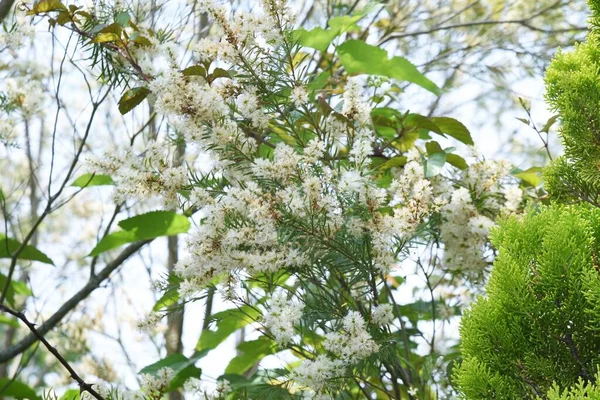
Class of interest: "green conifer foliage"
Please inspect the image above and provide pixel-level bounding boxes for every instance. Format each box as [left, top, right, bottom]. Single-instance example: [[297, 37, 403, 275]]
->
[[456, 2, 600, 398], [455, 205, 600, 399], [544, 0, 600, 205]]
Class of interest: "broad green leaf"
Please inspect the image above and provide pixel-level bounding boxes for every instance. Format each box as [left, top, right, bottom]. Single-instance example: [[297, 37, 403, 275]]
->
[[425, 152, 446, 178], [196, 306, 261, 352], [0, 235, 54, 265], [89, 211, 190, 256], [0, 315, 19, 328], [292, 27, 340, 52], [115, 11, 131, 27], [328, 14, 365, 33], [182, 65, 207, 77], [118, 87, 150, 115], [307, 71, 330, 92], [446, 153, 469, 170], [225, 336, 277, 374], [377, 156, 407, 171], [293, 6, 376, 52], [140, 354, 202, 391], [208, 68, 231, 83], [513, 167, 543, 187], [153, 287, 180, 312], [404, 114, 443, 134], [0, 273, 33, 307], [394, 131, 419, 152], [71, 173, 114, 188], [430, 117, 474, 145], [425, 141, 443, 155], [337, 40, 440, 95], [0, 378, 41, 400]]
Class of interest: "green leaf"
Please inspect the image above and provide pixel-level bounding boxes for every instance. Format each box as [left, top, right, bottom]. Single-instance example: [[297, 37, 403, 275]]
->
[[446, 153, 469, 170], [208, 68, 231, 83], [118, 87, 150, 115], [377, 156, 407, 171], [115, 11, 131, 27], [328, 14, 364, 33], [28, 0, 67, 14], [89, 211, 190, 256], [0, 315, 19, 328], [425, 152, 446, 178], [307, 71, 330, 92], [92, 32, 120, 43], [0, 378, 41, 400], [292, 27, 340, 52], [225, 336, 277, 374], [404, 114, 443, 134], [60, 389, 80, 400], [513, 167, 543, 187], [541, 114, 559, 133], [337, 40, 440, 95], [71, 173, 114, 188], [430, 117, 474, 145], [425, 141, 443, 155], [0, 235, 54, 265], [182, 65, 207, 77], [153, 287, 180, 312], [196, 306, 261, 352], [140, 354, 202, 391]]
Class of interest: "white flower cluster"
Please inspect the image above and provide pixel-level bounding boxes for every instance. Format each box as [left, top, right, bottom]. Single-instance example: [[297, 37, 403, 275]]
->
[[439, 159, 523, 272], [323, 311, 380, 364], [293, 311, 379, 394], [193, 0, 290, 64], [263, 292, 304, 345], [292, 355, 346, 393], [141, 367, 175, 398], [342, 78, 371, 124], [87, 140, 186, 207], [371, 303, 394, 325], [0, 16, 35, 51], [184, 378, 232, 400], [4, 77, 45, 117], [175, 181, 307, 293], [90, 367, 175, 400]]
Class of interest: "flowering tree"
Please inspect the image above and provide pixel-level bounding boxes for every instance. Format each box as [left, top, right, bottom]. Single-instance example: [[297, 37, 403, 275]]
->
[[0, 0, 586, 399]]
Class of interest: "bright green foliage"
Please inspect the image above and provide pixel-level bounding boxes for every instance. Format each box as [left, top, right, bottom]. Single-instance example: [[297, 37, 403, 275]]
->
[[547, 370, 600, 399], [455, 205, 600, 399], [544, 2, 600, 205]]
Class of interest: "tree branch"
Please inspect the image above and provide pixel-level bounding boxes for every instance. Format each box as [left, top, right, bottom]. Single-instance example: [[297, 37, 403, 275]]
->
[[0, 240, 151, 363], [0, 0, 15, 23], [0, 304, 105, 400]]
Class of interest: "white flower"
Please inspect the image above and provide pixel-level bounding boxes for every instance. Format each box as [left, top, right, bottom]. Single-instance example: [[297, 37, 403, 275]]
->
[[303, 139, 326, 163], [372, 303, 394, 325], [468, 215, 495, 237], [141, 367, 174, 396], [263, 292, 304, 345], [503, 186, 523, 212], [291, 85, 309, 107]]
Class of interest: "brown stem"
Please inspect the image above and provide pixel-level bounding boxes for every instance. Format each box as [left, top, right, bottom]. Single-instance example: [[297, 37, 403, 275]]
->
[[0, 304, 105, 400], [0, 240, 151, 363]]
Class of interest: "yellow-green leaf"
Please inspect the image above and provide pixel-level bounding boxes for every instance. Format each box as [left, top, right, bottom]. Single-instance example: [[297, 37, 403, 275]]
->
[[118, 87, 150, 115]]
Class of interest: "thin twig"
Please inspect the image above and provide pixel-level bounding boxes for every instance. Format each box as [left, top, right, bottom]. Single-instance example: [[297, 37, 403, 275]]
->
[[0, 304, 106, 400]]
